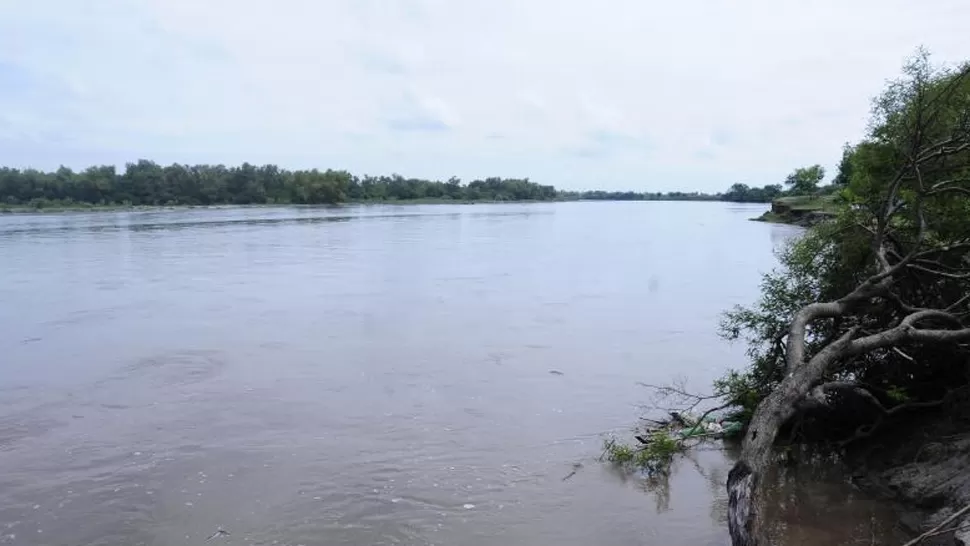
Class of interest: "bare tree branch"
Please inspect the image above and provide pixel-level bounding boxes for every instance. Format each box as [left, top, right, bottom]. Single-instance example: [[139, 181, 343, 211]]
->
[[946, 293, 970, 312], [907, 263, 970, 279], [901, 503, 970, 546], [636, 381, 721, 415]]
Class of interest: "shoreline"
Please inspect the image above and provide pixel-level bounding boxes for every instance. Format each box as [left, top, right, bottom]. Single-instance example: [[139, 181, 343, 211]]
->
[[749, 210, 833, 226], [0, 200, 549, 214], [0, 198, 768, 215], [849, 411, 970, 544], [749, 194, 840, 226]]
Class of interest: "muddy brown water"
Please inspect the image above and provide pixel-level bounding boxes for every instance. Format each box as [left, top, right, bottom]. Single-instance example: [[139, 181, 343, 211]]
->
[[0, 203, 906, 545]]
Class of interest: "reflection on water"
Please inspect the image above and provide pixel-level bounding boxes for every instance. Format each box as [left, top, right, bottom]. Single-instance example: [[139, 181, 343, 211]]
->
[[0, 203, 899, 545], [0, 206, 551, 237], [760, 453, 909, 545]]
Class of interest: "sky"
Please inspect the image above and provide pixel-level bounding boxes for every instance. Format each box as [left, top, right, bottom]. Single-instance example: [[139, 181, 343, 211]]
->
[[0, 0, 968, 192]]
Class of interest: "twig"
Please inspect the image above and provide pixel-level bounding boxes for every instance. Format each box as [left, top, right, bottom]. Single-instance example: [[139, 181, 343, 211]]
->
[[677, 431, 725, 441], [206, 529, 230, 541], [901, 503, 970, 546], [946, 292, 970, 312], [561, 462, 583, 481], [635, 382, 720, 413], [893, 346, 916, 362], [918, 522, 970, 540], [907, 263, 970, 279], [681, 401, 736, 437]]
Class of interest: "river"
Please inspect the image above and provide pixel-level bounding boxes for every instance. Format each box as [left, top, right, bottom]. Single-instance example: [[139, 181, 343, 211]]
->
[[0, 202, 904, 545]]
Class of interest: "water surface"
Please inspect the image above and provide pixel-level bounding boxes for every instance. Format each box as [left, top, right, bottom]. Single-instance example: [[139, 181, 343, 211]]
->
[[0, 202, 901, 545]]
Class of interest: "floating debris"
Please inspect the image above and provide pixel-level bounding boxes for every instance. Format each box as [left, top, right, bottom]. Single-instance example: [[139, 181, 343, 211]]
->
[[605, 409, 743, 474], [205, 529, 230, 541], [561, 462, 583, 481]]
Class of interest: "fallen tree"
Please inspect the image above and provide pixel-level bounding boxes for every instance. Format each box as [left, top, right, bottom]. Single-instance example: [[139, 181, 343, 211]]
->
[[723, 51, 970, 545], [601, 381, 739, 475]]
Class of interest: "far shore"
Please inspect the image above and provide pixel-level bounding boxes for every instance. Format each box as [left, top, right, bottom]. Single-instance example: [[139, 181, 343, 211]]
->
[[0, 198, 767, 215]]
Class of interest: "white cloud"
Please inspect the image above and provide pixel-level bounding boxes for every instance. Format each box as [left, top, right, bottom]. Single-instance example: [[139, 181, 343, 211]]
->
[[1, 0, 969, 190]]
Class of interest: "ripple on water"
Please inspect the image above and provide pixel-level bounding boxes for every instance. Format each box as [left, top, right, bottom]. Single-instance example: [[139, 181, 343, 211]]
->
[[119, 350, 228, 388], [0, 204, 908, 546]]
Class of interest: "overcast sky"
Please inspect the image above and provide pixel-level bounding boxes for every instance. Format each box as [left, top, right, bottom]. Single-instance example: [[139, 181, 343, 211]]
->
[[1, 0, 968, 191]]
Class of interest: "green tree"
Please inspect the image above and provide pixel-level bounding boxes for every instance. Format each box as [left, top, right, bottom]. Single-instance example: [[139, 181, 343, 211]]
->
[[0, 162, 569, 207], [722, 183, 783, 203], [723, 51, 970, 546], [783, 164, 825, 195], [724, 183, 751, 202], [831, 143, 855, 188], [762, 184, 782, 199], [79, 165, 116, 204]]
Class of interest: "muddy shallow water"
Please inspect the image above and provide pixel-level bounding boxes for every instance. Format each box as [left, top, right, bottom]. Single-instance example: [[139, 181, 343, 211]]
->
[[0, 202, 905, 545]]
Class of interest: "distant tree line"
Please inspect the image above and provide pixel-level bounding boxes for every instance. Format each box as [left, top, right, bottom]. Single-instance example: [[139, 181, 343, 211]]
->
[[0, 158, 843, 210], [575, 171, 839, 204], [721, 183, 784, 203], [349, 174, 558, 202], [0, 161, 558, 208], [568, 190, 721, 201]]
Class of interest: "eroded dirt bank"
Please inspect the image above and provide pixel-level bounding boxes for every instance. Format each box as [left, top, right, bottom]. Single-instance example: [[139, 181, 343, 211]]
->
[[848, 407, 970, 545]]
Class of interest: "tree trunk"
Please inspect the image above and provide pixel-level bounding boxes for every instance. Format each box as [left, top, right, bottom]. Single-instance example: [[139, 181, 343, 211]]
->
[[726, 312, 970, 545], [726, 346, 840, 545]]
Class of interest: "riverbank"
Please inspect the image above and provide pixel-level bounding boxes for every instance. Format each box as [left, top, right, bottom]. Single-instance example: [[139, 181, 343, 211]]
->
[[0, 197, 762, 214], [751, 195, 839, 226], [848, 406, 970, 545]]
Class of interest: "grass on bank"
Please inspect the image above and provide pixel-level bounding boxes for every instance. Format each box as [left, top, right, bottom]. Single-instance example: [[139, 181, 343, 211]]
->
[[754, 194, 841, 224], [774, 194, 841, 212]]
